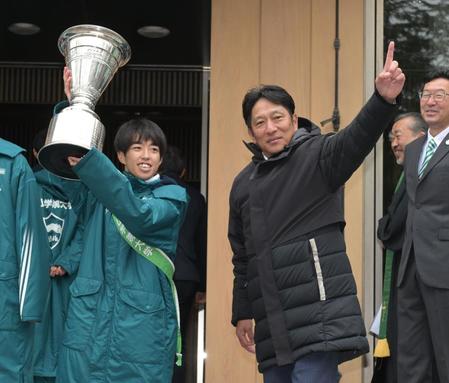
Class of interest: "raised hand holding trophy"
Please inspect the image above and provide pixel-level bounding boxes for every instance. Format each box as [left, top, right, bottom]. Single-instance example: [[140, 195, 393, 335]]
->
[[38, 24, 131, 179]]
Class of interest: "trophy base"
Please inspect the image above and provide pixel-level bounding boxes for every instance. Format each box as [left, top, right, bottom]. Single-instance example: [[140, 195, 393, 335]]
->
[[38, 143, 89, 180], [38, 105, 105, 180]]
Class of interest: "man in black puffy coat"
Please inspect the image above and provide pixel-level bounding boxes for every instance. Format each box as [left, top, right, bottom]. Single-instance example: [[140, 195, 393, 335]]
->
[[228, 42, 405, 382]]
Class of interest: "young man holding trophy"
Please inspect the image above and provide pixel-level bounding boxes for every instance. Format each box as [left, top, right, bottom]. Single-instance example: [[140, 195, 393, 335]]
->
[[37, 25, 189, 382], [58, 117, 188, 382]]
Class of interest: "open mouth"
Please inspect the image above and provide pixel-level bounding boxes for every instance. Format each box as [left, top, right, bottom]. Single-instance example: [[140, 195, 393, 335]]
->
[[138, 163, 151, 170]]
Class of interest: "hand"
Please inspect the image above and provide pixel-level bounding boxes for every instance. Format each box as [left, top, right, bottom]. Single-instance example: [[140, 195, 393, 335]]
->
[[50, 265, 67, 277], [63, 66, 72, 101], [67, 156, 81, 167], [375, 41, 405, 104], [236, 319, 256, 353]]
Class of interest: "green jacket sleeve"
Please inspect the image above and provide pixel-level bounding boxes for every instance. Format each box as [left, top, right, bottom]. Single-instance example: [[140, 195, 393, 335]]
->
[[72, 149, 187, 246], [14, 155, 51, 322], [53, 221, 84, 276]]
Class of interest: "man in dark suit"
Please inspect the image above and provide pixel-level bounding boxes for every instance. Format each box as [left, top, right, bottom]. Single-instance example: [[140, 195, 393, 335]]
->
[[373, 113, 426, 383], [398, 71, 449, 383], [161, 146, 207, 383]]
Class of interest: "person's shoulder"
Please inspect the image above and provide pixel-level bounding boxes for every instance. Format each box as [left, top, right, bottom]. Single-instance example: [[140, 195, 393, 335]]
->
[[229, 163, 253, 202], [185, 184, 206, 204], [404, 134, 425, 161], [0, 138, 25, 158], [234, 162, 254, 182], [0, 142, 35, 185], [153, 183, 188, 203], [0, 140, 32, 176], [34, 167, 49, 181], [408, 135, 425, 150]]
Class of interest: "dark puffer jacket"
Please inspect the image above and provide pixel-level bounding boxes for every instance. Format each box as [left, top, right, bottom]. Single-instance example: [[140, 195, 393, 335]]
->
[[229, 92, 398, 372]]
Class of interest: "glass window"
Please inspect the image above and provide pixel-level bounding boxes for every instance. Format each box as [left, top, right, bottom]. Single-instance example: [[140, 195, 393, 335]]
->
[[382, 0, 449, 206], [385, 0, 449, 110]]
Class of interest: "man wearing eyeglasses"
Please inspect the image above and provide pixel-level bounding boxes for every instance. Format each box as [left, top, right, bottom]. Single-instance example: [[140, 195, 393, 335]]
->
[[397, 71, 449, 383]]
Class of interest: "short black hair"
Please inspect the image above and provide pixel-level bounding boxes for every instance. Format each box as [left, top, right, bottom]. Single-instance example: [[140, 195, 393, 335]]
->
[[161, 145, 186, 176], [242, 84, 295, 129], [392, 112, 428, 135], [33, 129, 48, 152], [423, 70, 449, 85], [113, 118, 167, 157]]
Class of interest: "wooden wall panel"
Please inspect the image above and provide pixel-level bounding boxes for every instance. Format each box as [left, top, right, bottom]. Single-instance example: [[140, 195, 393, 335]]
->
[[206, 0, 261, 382], [339, 1, 365, 381], [260, 0, 312, 116], [310, 0, 335, 133]]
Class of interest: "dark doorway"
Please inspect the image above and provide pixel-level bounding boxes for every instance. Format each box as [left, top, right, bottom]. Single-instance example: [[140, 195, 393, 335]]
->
[[0, 2, 210, 382]]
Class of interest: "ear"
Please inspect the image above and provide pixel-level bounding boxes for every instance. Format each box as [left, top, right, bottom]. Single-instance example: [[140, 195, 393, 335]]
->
[[292, 114, 299, 130], [248, 127, 255, 139], [117, 151, 126, 165]]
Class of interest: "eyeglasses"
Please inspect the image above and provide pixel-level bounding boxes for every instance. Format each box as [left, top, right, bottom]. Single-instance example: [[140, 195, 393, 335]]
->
[[418, 90, 449, 102]]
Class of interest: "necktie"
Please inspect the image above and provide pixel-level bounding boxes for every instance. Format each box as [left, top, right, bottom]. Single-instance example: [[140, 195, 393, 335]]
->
[[418, 138, 437, 178]]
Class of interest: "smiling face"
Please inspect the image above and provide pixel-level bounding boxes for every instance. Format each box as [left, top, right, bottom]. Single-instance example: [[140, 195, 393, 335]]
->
[[389, 117, 424, 165], [117, 139, 162, 181], [420, 77, 449, 135], [249, 98, 298, 156]]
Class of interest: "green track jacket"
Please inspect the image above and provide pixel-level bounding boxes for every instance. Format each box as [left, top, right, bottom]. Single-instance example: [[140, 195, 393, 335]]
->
[[55, 149, 188, 383], [33, 169, 84, 378], [0, 138, 50, 383]]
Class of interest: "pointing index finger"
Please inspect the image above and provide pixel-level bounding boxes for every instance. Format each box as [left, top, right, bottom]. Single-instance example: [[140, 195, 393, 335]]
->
[[384, 41, 395, 71]]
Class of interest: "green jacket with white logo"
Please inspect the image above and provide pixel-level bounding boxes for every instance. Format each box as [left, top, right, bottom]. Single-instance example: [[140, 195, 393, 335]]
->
[[56, 149, 188, 383], [0, 138, 50, 383], [33, 168, 84, 378]]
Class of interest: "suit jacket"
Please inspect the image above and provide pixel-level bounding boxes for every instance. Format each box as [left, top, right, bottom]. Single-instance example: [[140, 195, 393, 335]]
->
[[374, 176, 406, 383], [166, 173, 207, 291], [378, 177, 407, 253], [399, 132, 449, 288]]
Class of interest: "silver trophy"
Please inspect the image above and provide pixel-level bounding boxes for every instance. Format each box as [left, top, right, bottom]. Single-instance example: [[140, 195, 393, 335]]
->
[[38, 24, 131, 179]]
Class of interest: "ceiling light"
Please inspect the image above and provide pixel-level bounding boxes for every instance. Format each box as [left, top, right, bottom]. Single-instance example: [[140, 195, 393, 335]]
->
[[137, 25, 170, 39], [8, 22, 41, 36]]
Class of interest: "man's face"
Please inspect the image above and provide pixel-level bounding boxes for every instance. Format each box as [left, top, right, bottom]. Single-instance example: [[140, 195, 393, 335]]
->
[[389, 117, 424, 165], [249, 98, 298, 156], [420, 77, 449, 133], [117, 139, 162, 181]]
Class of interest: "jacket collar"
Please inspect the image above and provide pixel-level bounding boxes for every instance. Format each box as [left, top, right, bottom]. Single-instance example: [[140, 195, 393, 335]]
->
[[419, 131, 449, 182], [34, 168, 76, 200], [125, 171, 178, 193]]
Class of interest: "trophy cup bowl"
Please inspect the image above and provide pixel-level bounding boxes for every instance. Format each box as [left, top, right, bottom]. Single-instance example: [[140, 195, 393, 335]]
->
[[38, 24, 131, 179]]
